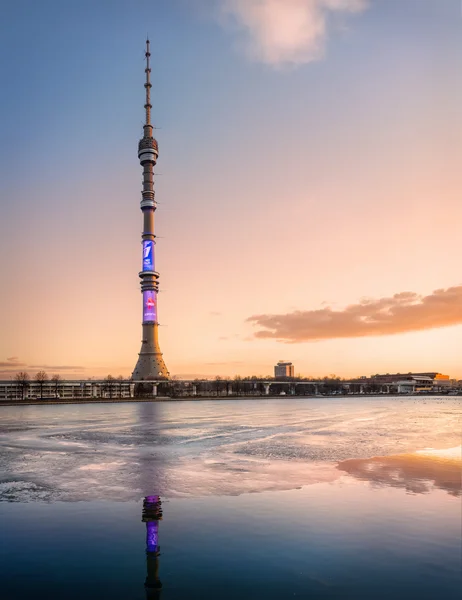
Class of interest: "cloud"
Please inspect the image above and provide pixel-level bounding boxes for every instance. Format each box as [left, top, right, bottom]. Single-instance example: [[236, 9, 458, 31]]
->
[[218, 333, 242, 341], [217, 0, 368, 66], [0, 358, 26, 368], [174, 373, 210, 380], [28, 365, 86, 371], [0, 358, 87, 379], [247, 285, 462, 342], [204, 360, 245, 366]]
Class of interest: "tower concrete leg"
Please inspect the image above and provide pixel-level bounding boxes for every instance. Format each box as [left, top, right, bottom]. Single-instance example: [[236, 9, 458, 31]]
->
[[192, 385, 197, 396], [264, 384, 270, 396], [152, 384, 158, 397]]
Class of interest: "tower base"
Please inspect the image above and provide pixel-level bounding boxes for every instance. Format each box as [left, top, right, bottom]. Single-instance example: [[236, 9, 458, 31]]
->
[[132, 323, 169, 380], [132, 352, 169, 380]]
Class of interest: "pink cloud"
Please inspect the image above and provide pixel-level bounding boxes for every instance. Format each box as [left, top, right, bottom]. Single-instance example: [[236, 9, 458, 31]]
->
[[219, 0, 368, 66], [247, 285, 462, 342]]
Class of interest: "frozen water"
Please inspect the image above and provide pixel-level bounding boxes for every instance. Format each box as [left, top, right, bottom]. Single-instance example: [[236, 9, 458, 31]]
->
[[1, 396, 461, 600], [0, 396, 460, 502]]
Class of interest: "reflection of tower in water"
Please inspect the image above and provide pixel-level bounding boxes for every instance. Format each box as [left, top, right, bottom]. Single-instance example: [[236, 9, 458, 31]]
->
[[142, 495, 163, 598]]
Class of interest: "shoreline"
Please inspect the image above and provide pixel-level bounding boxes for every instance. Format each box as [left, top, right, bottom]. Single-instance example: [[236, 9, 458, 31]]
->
[[0, 393, 457, 407]]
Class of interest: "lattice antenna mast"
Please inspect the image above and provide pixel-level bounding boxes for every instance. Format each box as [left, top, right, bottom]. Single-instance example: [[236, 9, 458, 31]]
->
[[144, 39, 152, 129]]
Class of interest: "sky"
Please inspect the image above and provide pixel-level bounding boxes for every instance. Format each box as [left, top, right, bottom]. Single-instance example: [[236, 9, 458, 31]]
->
[[0, 0, 461, 380]]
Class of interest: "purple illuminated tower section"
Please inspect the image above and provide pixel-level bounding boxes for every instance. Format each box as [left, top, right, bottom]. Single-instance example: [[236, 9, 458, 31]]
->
[[142, 495, 163, 597], [146, 520, 159, 553], [132, 40, 169, 380]]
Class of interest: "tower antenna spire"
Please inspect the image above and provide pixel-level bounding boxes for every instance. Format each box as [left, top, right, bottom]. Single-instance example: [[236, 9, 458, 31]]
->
[[144, 38, 152, 127]]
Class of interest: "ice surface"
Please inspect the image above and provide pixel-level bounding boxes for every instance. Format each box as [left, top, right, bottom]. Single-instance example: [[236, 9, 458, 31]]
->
[[0, 396, 460, 502]]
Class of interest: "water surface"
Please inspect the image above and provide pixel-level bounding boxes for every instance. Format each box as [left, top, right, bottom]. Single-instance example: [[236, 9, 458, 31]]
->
[[1, 397, 460, 598]]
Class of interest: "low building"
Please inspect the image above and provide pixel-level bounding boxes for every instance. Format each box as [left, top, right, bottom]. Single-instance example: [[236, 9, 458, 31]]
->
[[367, 372, 449, 387], [0, 380, 135, 401], [353, 372, 452, 393], [395, 376, 434, 394]]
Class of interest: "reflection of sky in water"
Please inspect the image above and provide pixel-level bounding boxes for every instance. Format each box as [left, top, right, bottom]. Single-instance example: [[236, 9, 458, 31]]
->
[[416, 445, 461, 459], [338, 445, 462, 496], [0, 398, 461, 599], [1, 482, 461, 599], [0, 397, 460, 501]]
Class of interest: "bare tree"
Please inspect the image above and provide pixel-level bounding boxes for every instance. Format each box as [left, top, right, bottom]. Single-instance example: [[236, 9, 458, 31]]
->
[[134, 382, 148, 398], [105, 375, 115, 399], [35, 371, 48, 400], [193, 378, 202, 396], [15, 371, 29, 400], [117, 375, 124, 399], [51, 374, 61, 399], [214, 376, 222, 397], [233, 375, 242, 396]]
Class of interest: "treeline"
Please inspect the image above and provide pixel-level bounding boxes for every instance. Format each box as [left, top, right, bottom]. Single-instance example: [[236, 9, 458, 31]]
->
[[11, 372, 382, 400], [134, 375, 354, 398], [14, 371, 63, 400], [12, 372, 127, 400]]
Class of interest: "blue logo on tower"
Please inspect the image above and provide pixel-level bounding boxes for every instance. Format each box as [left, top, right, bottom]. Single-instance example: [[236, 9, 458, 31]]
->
[[142, 240, 154, 271]]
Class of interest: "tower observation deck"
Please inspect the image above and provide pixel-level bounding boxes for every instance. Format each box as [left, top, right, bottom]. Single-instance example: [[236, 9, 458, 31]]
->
[[132, 40, 169, 380]]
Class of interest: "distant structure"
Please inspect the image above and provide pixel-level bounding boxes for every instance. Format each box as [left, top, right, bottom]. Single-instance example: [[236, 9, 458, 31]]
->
[[132, 40, 169, 380], [274, 361, 294, 379], [367, 372, 450, 385], [353, 372, 452, 394]]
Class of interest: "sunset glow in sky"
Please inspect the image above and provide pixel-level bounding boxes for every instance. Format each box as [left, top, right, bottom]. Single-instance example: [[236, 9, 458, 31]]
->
[[0, 0, 461, 380]]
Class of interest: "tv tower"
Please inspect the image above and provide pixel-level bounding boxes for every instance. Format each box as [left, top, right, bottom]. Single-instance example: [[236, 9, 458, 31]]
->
[[132, 39, 169, 380]]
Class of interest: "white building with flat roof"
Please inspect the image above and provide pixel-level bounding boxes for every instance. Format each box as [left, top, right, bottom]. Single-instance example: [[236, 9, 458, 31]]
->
[[0, 380, 135, 401]]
